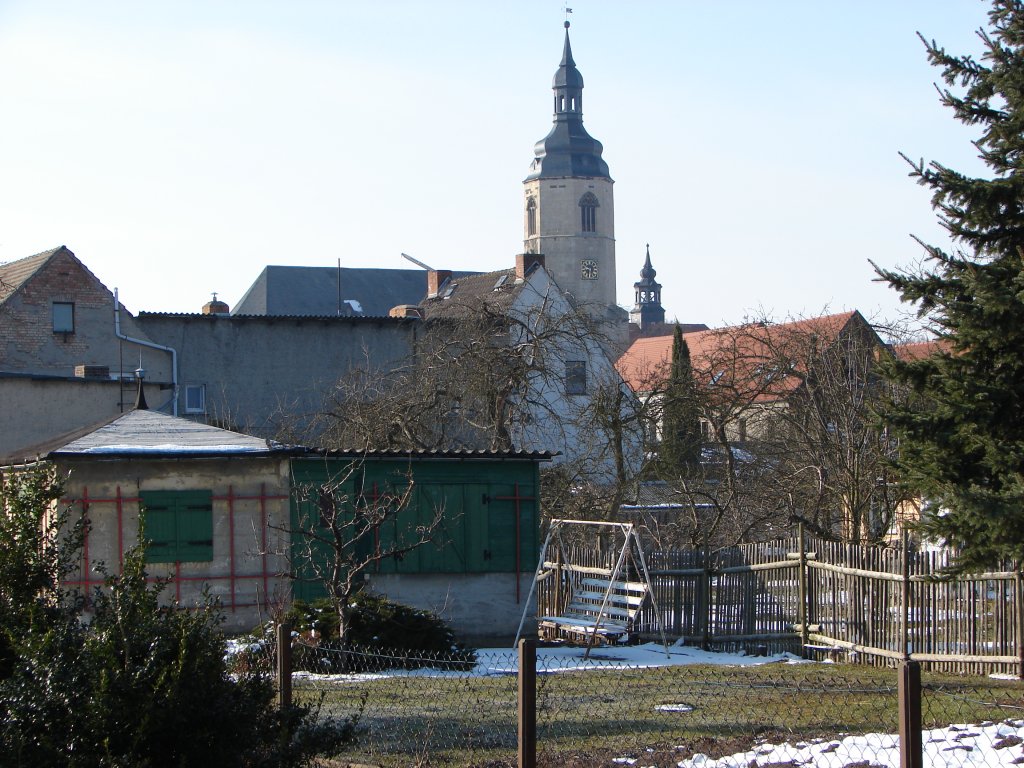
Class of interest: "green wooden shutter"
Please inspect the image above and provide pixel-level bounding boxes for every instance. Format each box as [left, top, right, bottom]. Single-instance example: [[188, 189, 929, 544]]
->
[[141, 491, 177, 563], [176, 491, 213, 562], [140, 490, 213, 563]]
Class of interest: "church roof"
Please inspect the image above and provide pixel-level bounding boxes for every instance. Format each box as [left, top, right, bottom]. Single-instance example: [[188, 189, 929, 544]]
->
[[233, 265, 478, 317], [526, 23, 610, 181]]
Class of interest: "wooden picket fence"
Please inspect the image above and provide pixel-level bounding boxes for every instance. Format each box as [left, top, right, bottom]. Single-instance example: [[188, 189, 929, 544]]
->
[[535, 528, 1024, 676]]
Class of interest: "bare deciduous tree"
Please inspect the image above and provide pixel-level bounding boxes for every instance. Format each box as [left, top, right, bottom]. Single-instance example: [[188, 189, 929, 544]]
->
[[280, 462, 443, 643], [630, 312, 912, 548]]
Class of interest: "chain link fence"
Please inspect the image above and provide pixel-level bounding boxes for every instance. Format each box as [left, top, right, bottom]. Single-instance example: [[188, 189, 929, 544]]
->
[[228, 633, 1024, 767]]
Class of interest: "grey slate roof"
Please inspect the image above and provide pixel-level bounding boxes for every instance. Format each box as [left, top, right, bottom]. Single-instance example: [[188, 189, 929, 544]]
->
[[233, 265, 478, 317], [50, 410, 298, 458], [526, 27, 610, 181]]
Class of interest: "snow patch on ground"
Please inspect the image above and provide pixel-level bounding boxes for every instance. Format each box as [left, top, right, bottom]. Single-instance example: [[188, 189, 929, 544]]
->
[[634, 719, 1024, 768]]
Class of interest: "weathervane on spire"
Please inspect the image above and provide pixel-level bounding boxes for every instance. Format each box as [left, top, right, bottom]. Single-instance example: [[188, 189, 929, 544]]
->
[[563, 4, 572, 27]]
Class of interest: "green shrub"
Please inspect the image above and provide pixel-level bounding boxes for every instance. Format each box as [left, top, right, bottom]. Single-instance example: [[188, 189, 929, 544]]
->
[[0, 465, 355, 767], [285, 593, 477, 671]]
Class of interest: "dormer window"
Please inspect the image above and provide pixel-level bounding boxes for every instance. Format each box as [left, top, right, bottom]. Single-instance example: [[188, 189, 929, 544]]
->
[[579, 192, 598, 233]]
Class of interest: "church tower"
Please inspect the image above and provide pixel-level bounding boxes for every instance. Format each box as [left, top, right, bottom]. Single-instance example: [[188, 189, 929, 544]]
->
[[523, 22, 617, 320], [630, 244, 666, 332]]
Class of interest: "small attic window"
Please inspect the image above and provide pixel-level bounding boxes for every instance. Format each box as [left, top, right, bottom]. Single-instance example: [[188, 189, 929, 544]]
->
[[52, 302, 74, 333], [493, 274, 509, 291], [184, 384, 206, 414]]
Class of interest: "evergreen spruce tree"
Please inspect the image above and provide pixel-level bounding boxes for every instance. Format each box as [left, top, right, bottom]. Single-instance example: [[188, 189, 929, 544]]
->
[[660, 325, 702, 474], [877, 0, 1024, 569]]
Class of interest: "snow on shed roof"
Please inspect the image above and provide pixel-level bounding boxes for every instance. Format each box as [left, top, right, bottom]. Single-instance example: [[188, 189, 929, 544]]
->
[[50, 410, 299, 458]]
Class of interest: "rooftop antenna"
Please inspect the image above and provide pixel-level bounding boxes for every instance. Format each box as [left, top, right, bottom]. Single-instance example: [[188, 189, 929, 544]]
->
[[401, 252, 435, 271]]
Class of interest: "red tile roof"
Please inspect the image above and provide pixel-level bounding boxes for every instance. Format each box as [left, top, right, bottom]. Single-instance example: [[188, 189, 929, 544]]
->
[[893, 338, 950, 361], [616, 311, 866, 402]]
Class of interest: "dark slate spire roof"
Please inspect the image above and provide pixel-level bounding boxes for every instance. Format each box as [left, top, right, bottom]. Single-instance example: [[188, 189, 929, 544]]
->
[[636, 245, 660, 288], [526, 22, 610, 181], [632, 244, 665, 331]]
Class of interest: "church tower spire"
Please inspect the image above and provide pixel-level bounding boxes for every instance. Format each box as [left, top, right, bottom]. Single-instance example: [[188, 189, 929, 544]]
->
[[523, 21, 619, 325], [630, 244, 666, 332]]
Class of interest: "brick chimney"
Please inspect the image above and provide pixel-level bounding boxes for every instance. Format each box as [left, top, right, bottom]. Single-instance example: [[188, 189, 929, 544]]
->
[[516, 253, 545, 280], [74, 365, 110, 379], [202, 293, 230, 315], [427, 270, 452, 298], [389, 305, 423, 319]]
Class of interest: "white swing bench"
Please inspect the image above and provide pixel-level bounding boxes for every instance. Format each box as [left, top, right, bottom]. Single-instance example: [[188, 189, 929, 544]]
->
[[538, 569, 649, 644], [516, 519, 669, 657]]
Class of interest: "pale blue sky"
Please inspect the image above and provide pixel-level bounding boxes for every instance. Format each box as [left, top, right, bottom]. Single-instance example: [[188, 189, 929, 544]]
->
[[0, 1, 992, 330]]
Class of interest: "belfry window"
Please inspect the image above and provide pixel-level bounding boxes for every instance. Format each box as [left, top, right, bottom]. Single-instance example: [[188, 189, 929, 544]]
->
[[579, 192, 598, 233], [526, 197, 537, 236]]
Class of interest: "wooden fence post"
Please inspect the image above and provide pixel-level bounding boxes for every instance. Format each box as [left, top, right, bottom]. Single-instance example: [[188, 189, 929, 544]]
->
[[898, 660, 923, 768], [1016, 566, 1024, 680], [699, 549, 712, 650], [518, 637, 537, 768], [901, 531, 912, 661], [277, 621, 292, 710], [797, 524, 809, 654]]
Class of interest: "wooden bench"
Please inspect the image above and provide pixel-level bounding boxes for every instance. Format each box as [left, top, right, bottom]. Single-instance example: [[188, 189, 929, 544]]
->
[[539, 575, 649, 644]]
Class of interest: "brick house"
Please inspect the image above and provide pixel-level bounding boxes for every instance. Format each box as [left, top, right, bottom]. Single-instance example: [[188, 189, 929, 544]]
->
[[0, 246, 171, 459]]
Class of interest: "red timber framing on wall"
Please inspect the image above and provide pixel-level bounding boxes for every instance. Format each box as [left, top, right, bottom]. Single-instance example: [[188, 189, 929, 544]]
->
[[62, 484, 288, 613]]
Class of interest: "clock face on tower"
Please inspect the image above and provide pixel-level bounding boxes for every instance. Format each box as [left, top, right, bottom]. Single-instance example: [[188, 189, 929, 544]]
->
[[581, 259, 599, 280]]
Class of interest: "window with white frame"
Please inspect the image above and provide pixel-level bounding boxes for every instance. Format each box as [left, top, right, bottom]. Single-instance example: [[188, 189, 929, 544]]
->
[[184, 384, 206, 414]]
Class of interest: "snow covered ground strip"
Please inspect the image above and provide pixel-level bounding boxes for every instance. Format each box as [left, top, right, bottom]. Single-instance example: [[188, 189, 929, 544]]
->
[[283, 643, 803, 681], [609, 719, 1024, 768]]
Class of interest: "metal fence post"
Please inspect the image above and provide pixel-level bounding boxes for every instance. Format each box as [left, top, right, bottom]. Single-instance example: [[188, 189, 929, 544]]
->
[[277, 621, 292, 710], [898, 660, 922, 768], [518, 637, 537, 768]]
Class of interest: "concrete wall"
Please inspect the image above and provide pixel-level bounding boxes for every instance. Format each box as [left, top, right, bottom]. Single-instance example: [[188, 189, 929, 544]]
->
[[0, 376, 165, 461], [55, 455, 293, 633], [136, 313, 416, 440], [364, 572, 536, 641]]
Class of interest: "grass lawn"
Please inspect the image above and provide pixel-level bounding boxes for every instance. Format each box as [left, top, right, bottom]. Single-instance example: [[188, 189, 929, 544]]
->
[[293, 658, 1022, 767]]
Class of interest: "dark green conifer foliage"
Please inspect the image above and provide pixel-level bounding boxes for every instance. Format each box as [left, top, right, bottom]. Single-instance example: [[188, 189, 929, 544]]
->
[[877, 0, 1024, 570], [660, 326, 702, 474]]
